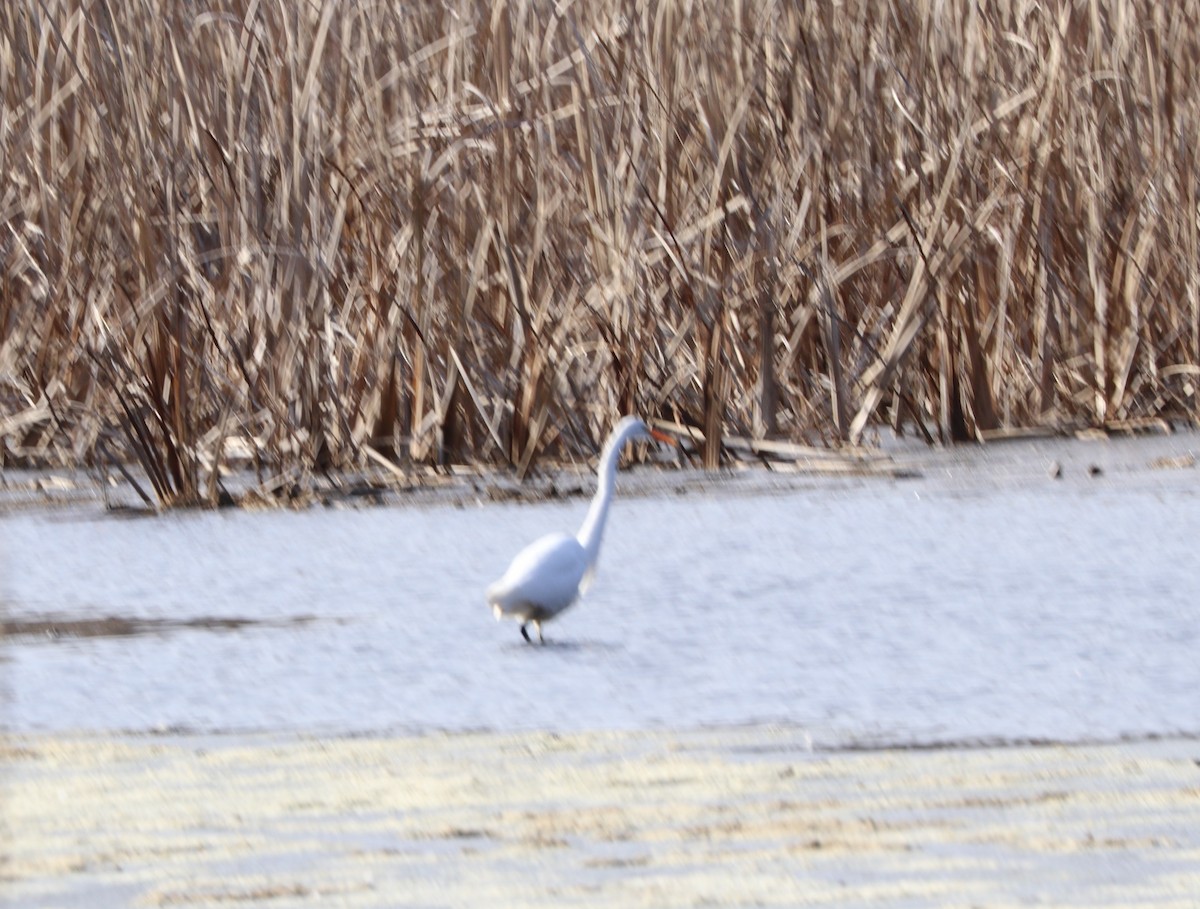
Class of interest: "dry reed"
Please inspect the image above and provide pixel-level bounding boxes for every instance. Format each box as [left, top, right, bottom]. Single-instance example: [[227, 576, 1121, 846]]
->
[[2, 0, 1198, 505]]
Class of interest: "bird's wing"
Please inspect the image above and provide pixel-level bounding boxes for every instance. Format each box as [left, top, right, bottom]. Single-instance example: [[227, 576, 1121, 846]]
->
[[487, 532, 588, 611]]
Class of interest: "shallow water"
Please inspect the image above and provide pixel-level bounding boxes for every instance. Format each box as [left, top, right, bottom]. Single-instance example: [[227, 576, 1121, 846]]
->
[[2, 435, 1198, 747]]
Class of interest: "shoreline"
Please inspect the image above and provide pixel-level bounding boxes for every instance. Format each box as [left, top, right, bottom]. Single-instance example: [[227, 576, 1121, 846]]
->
[[5, 719, 1199, 754], [4, 724, 1200, 907], [2, 425, 1197, 517]]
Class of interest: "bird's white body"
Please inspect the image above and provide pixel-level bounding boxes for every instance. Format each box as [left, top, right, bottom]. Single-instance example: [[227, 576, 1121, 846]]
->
[[487, 532, 590, 625], [487, 416, 667, 643]]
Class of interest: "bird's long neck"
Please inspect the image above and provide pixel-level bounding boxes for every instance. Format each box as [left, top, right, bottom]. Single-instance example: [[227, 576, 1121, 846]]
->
[[575, 431, 626, 569]]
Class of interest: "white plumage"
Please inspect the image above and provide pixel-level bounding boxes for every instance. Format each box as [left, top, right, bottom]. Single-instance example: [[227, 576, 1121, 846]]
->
[[486, 416, 672, 644]]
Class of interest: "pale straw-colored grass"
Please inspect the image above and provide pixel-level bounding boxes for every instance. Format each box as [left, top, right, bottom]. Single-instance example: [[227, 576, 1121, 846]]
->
[[2, 0, 1197, 503]]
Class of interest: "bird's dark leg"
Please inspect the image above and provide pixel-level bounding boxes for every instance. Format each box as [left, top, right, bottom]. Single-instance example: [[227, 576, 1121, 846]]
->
[[520, 623, 532, 644]]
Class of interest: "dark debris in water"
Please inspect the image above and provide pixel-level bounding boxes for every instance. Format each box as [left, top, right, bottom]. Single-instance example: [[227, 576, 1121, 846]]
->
[[1, 613, 319, 641]]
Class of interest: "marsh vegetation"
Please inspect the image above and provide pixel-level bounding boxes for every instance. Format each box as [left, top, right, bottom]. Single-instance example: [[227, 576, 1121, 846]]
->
[[3, 0, 1198, 505]]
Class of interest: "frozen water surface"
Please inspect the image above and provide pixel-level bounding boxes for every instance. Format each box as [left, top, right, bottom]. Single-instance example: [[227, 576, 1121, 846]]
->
[[2, 433, 1198, 747]]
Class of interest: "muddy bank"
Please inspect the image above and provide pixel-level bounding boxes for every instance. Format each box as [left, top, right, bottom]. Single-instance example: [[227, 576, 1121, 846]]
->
[[4, 727, 1200, 908], [2, 425, 1197, 516]]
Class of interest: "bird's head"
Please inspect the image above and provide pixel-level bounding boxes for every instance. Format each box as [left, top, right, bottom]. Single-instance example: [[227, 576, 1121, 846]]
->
[[610, 415, 677, 451]]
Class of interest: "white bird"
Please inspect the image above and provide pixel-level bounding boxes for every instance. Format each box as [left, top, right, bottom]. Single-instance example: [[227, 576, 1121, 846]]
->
[[486, 415, 675, 644]]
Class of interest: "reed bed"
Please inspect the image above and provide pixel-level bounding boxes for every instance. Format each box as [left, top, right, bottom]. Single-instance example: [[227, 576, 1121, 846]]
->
[[2, 0, 1198, 505]]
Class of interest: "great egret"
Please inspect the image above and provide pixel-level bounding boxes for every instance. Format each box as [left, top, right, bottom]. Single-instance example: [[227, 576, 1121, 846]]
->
[[487, 416, 674, 644]]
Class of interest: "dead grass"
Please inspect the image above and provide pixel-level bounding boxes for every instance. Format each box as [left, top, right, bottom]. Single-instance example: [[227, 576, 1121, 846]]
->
[[2, 0, 1198, 504]]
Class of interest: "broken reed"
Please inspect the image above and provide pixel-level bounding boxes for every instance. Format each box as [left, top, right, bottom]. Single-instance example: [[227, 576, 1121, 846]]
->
[[2, 0, 1198, 505]]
